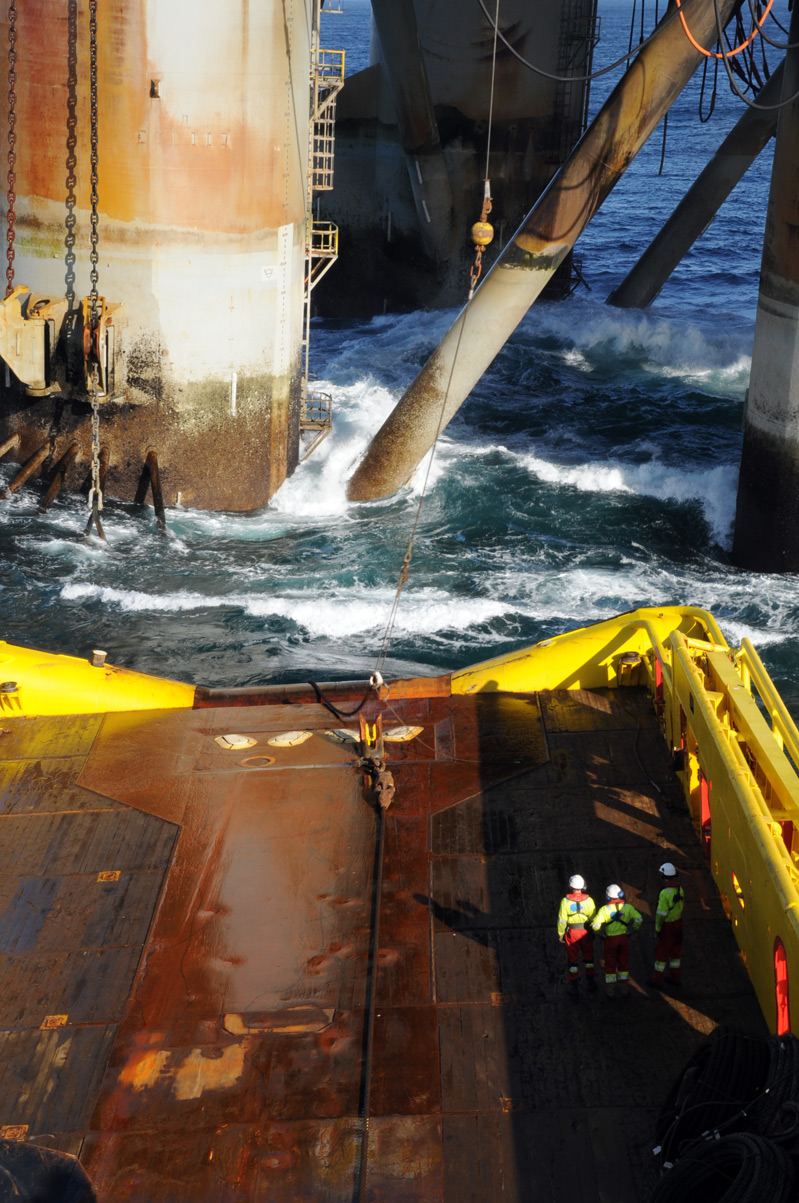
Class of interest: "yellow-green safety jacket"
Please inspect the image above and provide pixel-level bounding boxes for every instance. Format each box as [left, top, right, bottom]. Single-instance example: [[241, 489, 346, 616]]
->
[[557, 891, 596, 938], [655, 884, 683, 933], [591, 899, 643, 937]]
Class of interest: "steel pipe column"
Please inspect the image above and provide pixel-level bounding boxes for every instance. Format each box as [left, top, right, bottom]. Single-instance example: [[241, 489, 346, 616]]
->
[[608, 62, 783, 310], [347, 0, 742, 502], [733, 2, 799, 571], [369, 0, 455, 260]]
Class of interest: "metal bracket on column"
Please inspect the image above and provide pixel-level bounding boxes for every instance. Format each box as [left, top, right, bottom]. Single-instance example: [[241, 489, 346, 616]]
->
[[81, 296, 122, 398], [0, 286, 47, 389]]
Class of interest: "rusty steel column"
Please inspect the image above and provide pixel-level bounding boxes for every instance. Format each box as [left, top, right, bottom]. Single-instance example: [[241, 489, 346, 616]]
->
[[370, 0, 455, 260], [0, 432, 20, 460], [733, 1, 799, 572], [347, 0, 743, 503], [609, 61, 783, 309], [3, 0, 313, 513], [0, 442, 49, 498], [38, 441, 79, 512]]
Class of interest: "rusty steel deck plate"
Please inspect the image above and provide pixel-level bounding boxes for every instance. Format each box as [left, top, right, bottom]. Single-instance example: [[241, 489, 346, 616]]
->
[[0, 688, 766, 1200]]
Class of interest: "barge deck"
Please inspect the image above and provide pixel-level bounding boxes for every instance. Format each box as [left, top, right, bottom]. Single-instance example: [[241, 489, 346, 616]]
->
[[0, 681, 766, 1200]]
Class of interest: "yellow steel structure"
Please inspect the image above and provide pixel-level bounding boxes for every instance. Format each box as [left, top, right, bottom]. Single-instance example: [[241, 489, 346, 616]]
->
[[455, 605, 799, 1035], [451, 605, 722, 694], [3, 604, 799, 1032], [0, 641, 195, 716]]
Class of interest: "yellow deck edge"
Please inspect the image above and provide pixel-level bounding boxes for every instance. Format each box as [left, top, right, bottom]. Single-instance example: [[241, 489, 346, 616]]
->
[[0, 641, 196, 716], [450, 605, 723, 694]]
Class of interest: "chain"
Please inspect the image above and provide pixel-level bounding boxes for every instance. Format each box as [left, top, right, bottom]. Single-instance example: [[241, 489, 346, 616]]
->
[[84, 384, 105, 539], [468, 186, 493, 300], [88, 389, 102, 508], [6, 0, 17, 298], [84, 0, 105, 541], [88, 0, 99, 322]]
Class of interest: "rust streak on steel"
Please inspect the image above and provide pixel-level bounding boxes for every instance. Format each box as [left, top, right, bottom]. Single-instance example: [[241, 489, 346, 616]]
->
[[38, 441, 79, 512], [1, 441, 48, 497], [346, 0, 744, 502]]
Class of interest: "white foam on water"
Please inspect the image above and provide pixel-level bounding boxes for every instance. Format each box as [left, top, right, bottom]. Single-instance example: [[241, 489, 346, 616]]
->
[[516, 449, 737, 546], [245, 589, 507, 638], [523, 300, 752, 384], [60, 580, 510, 639], [271, 381, 402, 518], [62, 583, 217, 613]]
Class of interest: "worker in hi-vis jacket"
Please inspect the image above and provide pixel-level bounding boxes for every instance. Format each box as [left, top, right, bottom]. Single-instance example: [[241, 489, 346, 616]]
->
[[590, 884, 642, 997], [557, 874, 597, 997], [650, 861, 684, 989]]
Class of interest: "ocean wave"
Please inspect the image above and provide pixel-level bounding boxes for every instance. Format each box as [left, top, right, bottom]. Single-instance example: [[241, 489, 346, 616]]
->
[[515, 450, 737, 546], [60, 581, 509, 638], [519, 299, 752, 383]]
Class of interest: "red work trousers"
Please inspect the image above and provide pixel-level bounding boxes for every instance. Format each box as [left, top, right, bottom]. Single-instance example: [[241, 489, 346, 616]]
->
[[603, 934, 630, 982], [653, 918, 683, 983], [565, 927, 595, 980]]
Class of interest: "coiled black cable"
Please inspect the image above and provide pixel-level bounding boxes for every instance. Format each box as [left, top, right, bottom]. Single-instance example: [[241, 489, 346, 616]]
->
[[647, 1132, 794, 1201], [654, 1029, 771, 1166]]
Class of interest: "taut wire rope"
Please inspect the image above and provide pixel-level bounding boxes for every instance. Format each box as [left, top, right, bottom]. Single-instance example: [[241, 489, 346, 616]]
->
[[372, 1, 501, 679]]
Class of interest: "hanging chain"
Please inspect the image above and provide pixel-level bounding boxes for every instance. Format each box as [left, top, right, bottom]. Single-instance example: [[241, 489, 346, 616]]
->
[[468, 183, 493, 300], [84, 0, 105, 540], [85, 387, 105, 539], [6, 0, 17, 298], [88, 0, 99, 324]]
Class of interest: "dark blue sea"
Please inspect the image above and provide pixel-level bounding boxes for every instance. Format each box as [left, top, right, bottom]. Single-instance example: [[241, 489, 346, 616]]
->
[[3, 0, 797, 709]]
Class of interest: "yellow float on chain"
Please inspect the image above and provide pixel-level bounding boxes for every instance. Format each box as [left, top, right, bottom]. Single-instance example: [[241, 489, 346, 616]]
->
[[468, 180, 494, 299], [471, 220, 494, 248]]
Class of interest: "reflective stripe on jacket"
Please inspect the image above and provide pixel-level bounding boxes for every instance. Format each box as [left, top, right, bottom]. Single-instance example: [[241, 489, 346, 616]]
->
[[557, 891, 597, 938], [655, 884, 683, 932], [591, 900, 643, 937]]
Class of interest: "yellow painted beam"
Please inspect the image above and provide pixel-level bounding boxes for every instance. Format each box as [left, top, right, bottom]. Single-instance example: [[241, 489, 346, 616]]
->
[[451, 606, 724, 695], [0, 642, 195, 717]]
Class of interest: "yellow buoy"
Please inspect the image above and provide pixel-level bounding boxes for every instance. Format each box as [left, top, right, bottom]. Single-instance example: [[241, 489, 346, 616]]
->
[[471, 220, 494, 248]]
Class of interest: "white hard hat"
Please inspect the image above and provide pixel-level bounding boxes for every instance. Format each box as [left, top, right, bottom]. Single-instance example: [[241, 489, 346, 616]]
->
[[659, 862, 677, 877], [569, 874, 586, 890], [606, 884, 624, 899]]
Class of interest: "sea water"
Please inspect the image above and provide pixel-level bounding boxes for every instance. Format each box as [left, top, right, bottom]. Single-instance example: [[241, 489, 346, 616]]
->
[[2, 0, 798, 710]]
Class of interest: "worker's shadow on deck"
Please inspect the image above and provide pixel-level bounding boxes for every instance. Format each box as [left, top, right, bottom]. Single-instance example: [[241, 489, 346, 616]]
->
[[412, 894, 494, 947]]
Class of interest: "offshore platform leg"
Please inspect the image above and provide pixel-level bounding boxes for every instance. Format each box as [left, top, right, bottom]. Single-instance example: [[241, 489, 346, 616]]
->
[[733, 0, 799, 571]]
